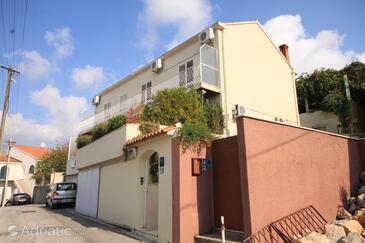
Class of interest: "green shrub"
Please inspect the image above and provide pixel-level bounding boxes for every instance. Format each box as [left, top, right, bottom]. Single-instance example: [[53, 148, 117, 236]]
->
[[175, 122, 214, 151], [204, 100, 224, 134], [140, 87, 206, 126], [90, 122, 108, 140], [76, 134, 93, 148], [107, 115, 127, 133], [139, 121, 160, 134]]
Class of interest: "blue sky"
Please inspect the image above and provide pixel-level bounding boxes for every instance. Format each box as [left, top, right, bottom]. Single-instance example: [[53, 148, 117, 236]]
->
[[0, 0, 364, 147]]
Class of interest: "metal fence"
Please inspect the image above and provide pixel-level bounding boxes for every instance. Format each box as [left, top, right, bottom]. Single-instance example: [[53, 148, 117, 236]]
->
[[242, 206, 327, 243]]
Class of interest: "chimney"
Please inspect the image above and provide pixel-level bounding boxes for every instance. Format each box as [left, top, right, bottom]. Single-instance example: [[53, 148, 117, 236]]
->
[[279, 44, 290, 63]]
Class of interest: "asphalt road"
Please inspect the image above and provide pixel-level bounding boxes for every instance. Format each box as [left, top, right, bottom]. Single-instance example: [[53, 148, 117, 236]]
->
[[0, 204, 144, 243]]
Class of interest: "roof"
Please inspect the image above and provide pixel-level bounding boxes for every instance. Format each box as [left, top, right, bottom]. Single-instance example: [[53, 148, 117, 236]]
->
[[0, 154, 22, 163], [125, 125, 176, 146], [13, 145, 49, 160]]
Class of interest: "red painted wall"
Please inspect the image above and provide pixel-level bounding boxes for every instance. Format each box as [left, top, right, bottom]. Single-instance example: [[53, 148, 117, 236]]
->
[[172, 139, 214, 243], [212, 136, 243, 231], [236, 116, 365, 234]]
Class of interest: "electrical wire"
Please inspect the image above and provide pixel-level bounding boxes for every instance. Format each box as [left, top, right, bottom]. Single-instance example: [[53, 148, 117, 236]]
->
[[12, 0, 16, 66], [0, 0, 8, 65]]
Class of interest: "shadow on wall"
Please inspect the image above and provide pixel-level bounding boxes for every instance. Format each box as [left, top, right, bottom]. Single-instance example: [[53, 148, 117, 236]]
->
[[339, 185, 349, 208], [347, 139, 364, 198], [196, 147, 214, 234]]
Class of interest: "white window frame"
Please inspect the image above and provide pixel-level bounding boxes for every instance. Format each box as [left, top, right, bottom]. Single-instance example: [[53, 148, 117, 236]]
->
[[120, 94, 128, 114], [141, 81, 152, 105], [104, 102, 111, 121]]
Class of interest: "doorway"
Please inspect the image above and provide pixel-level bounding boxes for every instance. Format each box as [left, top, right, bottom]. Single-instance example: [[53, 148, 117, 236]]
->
[[144, 152, 159, 230]]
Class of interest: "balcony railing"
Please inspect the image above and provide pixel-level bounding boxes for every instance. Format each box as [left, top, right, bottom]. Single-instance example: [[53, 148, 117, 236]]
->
[[78, 45, 219, 134]]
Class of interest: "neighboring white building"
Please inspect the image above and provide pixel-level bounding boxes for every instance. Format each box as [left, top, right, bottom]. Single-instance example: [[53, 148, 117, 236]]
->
[[10, 145, 48, 180], [0, 155, 24, 200]]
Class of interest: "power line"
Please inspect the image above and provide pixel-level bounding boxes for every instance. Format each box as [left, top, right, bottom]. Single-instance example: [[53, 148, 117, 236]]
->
[[18, 0, 28, 69], [0, 0, 8, 65], [12, 0, 16, 65]]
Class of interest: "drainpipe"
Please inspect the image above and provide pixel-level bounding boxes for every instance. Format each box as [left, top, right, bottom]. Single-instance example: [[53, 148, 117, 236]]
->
[[215, 26, 229, 135]]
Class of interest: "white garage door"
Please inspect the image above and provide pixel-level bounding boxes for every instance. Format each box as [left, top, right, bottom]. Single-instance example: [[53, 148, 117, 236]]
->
[[75, 167, 100, 217]]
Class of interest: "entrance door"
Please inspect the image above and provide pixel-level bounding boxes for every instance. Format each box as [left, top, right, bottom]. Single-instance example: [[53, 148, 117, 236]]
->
[[144, 152, 159, 229]]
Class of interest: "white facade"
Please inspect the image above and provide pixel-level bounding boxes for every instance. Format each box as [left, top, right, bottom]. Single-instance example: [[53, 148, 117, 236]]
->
[[10, 147, 38, 180]]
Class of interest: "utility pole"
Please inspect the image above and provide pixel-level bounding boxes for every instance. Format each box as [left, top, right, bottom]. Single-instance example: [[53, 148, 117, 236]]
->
[[1, 139, 15, 207], [0, 65, 20, 153]]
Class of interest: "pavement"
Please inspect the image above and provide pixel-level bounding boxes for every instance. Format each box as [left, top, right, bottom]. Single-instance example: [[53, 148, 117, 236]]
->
[[0, 204, 145, 243]]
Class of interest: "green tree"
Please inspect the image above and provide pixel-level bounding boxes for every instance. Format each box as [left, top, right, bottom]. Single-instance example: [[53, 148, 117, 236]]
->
[[140, 87, 206, 125], [33, 143, 68, 185], [138, 87, 224, 149], [296, 61, 365, 133]]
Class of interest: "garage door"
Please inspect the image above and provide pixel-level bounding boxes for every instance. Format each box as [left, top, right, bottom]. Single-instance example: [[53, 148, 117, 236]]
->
[[75, 167, 100, 217]]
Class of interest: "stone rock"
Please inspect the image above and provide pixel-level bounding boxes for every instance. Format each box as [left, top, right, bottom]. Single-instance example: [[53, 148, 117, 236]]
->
[[338, 208, 354, 220], [357, 194, 365, 208], [335, 220, 364, 234], [325, 224, 347, 243], [353, 215, 365, 226], [359, 187, 365, 195], [349, 203, 360, 214], [354, 209, 365, 217], [360, 171, 365, 183], [294, 232, 330, 243], [345, 232, 365, 243], [338, 236, 348, 243]]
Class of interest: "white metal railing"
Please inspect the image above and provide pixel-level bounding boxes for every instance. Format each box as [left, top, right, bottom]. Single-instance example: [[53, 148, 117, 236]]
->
[[78, 46, 219, 133]]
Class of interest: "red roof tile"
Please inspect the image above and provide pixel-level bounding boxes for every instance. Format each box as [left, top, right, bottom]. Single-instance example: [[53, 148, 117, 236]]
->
[[0, 154, 22, 163], [125, 125, 176, 146], [13, 145, 49, 159]]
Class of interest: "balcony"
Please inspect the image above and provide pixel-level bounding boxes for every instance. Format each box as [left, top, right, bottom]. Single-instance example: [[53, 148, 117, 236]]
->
[[75, 123, 140, 169], [78, 44, 219, 134]]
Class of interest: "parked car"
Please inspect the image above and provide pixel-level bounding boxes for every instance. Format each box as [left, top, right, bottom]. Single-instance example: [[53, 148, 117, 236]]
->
[[5, 193, 32, 206], [46, 182, 77, 209]]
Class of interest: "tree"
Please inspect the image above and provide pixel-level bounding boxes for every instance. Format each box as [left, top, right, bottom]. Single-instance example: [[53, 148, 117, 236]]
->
[[33, 143, 68, 185], [140, 87, 206, 126], [296, 61, 365, 133], [138, 87, 224, 149]]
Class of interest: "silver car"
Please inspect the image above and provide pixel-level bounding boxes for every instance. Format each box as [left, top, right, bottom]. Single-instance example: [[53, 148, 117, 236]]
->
[[46, 182, 77, 209]]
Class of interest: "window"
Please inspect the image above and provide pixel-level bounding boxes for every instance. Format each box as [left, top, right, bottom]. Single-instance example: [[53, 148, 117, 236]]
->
[[120, 94, 128, 114], [104, 102, 111, 120], [0, 166, 6, 179], [141, 81, 152, 104], [56, 183, 77, 191], [179, 64, 186, 86], [29, 165, 35, 174], [186, 60, 194, 86], [178, 60, 194, 87]]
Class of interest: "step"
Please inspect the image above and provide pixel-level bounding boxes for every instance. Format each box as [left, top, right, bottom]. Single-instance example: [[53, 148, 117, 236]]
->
[[194, 234, 241, 243], [212, 228, 244, 241]]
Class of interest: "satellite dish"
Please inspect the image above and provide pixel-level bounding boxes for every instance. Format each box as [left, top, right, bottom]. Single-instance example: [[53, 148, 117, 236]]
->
[[40, 142, 46, 148]]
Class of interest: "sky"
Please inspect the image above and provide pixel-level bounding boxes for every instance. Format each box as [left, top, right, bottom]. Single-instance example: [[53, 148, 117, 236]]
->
[[0, 0, 364, 147]]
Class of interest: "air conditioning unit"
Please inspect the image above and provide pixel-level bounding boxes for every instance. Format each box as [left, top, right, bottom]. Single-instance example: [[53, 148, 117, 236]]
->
[[151, 58, 163, 73], [232, 104, 246, 118], [92, 95, 100, 105], [199, 27, 214, 44]]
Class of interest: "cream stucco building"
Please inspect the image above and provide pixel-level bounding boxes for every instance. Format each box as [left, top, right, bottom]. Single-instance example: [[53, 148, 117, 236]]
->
[[69, 21, 300, 243]]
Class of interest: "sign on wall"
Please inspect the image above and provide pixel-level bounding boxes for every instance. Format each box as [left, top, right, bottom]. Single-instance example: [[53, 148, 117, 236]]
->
[[159, 156, 165, 174]]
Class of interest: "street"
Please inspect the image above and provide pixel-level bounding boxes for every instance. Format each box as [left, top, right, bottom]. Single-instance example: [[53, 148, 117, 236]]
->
[[0, 204, 145, 243]]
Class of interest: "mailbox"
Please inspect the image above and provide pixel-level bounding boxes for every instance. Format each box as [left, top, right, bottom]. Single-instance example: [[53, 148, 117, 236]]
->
[[192, 158, 202, 176]]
